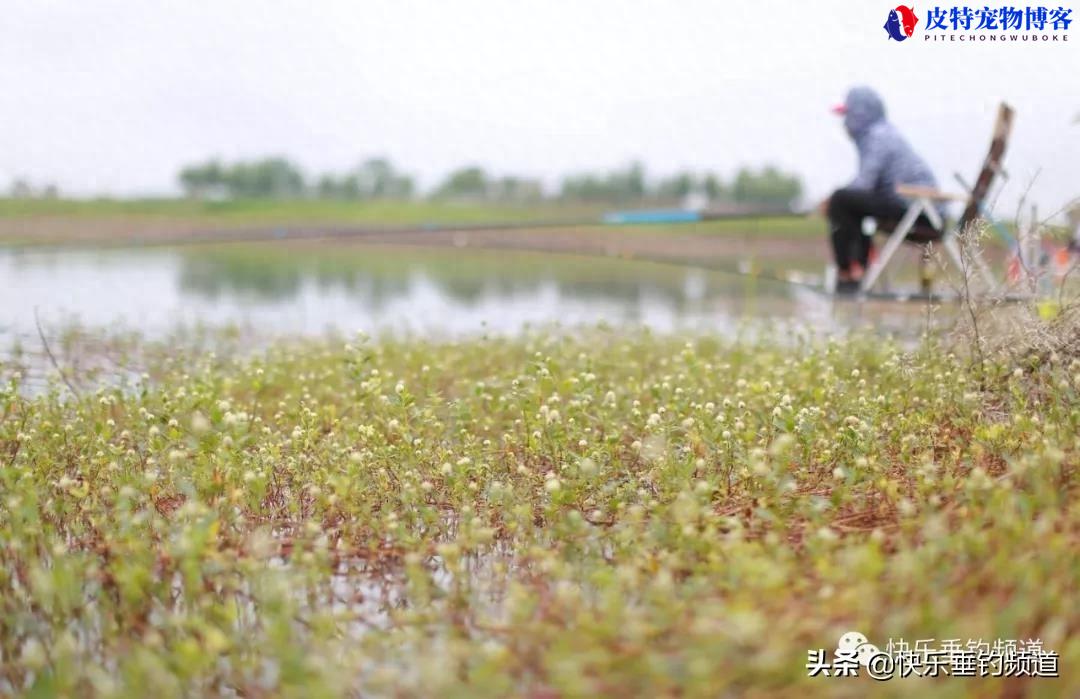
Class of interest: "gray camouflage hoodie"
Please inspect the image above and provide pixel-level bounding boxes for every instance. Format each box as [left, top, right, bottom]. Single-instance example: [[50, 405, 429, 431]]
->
[[842, 86, 939, 207]]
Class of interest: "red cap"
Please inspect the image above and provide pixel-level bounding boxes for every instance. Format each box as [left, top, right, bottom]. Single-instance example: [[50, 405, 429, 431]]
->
[[831, 103, 847, 115]]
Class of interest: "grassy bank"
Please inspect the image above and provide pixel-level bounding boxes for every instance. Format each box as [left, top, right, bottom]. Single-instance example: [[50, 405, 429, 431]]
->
[[0, 197, 585, 227], [0, 197, 821, 245], [0, 324, 1077, 696]]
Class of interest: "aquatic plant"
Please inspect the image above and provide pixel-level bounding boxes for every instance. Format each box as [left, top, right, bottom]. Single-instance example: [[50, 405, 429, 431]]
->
[[0, 327, 1076, 696]]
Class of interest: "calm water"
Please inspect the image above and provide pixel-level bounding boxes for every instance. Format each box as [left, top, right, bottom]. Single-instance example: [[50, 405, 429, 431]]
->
[[2, 244, 848, 342]]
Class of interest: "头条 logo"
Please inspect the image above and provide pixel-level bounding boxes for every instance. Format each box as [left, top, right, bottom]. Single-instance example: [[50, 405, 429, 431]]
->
[[884, 5, 920, 40]]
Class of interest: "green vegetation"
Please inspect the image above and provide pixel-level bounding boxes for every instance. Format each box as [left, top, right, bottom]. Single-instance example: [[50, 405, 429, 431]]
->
[[179, 158, 416, 202], [0, 198, 604, 246], [0, 197, 580, 227], [168, 156, 803, 208], [1, 325, 1077, 696], [559, 162, 801, 208], [432, 166, 545, 203], [0, 196, 822, 245], [179, 157, 306, 200], [731, 166, 804, 207]]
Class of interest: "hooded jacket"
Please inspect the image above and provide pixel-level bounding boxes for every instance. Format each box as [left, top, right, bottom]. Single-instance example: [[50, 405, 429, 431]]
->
[[842, 87, 939, 207]]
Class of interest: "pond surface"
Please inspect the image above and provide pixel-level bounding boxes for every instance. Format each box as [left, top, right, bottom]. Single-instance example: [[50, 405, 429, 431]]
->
[[1, 240, 955, 366], [2, 244, 855, 341]]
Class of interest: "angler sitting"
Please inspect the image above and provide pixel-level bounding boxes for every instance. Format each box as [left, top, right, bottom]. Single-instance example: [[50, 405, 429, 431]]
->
[[823, 86, 943, 293]]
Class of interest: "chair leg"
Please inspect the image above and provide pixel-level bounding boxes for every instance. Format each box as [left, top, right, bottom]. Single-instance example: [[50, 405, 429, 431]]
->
[[861, 201, 923, 292], [867, 241, 889, 291]]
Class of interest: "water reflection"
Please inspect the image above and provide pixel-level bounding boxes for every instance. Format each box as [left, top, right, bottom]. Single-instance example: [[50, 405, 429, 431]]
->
[[3, 245, 826, 340], [175, 247, 742, 310], [5, 241, 965, 355]]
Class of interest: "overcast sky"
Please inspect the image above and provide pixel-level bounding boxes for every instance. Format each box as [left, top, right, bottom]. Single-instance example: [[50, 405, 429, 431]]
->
[[2, 0, 1078, 216]]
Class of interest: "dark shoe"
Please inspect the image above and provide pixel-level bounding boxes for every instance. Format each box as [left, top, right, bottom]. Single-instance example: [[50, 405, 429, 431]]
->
[[835, 279, 861, 295]]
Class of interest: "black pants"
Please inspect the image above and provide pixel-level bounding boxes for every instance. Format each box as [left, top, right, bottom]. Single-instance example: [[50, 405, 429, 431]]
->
[[827, 188, 941, 273]]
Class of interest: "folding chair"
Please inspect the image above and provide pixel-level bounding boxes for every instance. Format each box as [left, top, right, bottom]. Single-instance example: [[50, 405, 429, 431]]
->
[[860, 103, 1014, 294]]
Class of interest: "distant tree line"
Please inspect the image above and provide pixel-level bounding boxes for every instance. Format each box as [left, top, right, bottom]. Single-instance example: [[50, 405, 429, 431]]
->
[[178, 157, 413, 201], [7, 178, 59, 199], [177, 157, 802, 208], [559, 161, 801, 208], [314, 158, 415, 200], [430, 166, 545, 203]]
